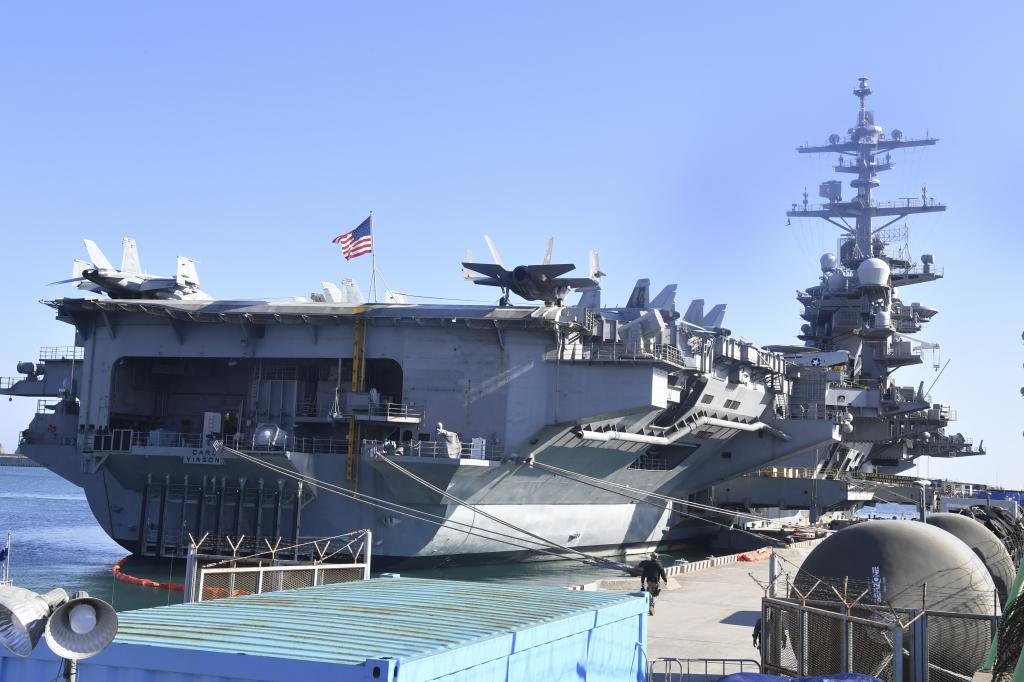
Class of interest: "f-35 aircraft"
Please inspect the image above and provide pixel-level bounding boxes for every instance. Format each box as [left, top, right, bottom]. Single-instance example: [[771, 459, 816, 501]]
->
[[462, 235, 604, 306], [51, 238, 211, 301]]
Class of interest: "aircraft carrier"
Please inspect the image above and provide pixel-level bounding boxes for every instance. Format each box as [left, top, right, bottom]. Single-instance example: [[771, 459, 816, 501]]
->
[[0, 78, 984, 563]]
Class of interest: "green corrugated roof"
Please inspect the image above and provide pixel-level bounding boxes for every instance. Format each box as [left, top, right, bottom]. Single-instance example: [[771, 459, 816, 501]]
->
[[113, 577, 642, 665]]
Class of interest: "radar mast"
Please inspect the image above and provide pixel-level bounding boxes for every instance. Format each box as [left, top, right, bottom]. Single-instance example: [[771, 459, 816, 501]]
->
[[788, 76, 943, 264], [784, 77, 983, 473]]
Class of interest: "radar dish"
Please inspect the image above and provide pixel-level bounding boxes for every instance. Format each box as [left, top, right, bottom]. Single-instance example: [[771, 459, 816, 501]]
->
[[828, 133, 841, 145], [892, 129, 903, 141]]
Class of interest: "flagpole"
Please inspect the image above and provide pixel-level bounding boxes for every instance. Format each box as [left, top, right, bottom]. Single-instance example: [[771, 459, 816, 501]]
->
[[369, 211, 377, 303]]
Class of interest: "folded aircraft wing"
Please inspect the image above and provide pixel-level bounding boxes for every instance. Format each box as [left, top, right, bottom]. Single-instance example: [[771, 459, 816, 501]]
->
[[461, 262, 507, 278], [527, 264, 576, 279]]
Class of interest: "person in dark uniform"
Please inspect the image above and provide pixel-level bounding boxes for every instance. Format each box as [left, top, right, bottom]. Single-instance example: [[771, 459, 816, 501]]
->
[[636, 553, 668, 615]]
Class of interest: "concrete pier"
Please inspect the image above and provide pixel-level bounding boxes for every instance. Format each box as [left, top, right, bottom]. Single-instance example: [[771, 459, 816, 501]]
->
[[590, 541, 822, 663]]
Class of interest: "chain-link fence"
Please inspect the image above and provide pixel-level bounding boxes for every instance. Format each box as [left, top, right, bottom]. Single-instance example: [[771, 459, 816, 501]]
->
[[761, 597, 998, 682], [196, 562, 369, 601]]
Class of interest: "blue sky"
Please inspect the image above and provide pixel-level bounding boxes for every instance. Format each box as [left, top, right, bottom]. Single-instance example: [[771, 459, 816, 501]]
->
[[1, 3, 1021, 485]]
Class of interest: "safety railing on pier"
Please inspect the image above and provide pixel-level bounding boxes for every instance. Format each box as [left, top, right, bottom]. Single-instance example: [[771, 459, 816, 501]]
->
[[195, 561, 369, 602], [761, 596, 998, 682], [648, 657, 760, 682], [362, 438, 504, 461], [186, 529, 372, 603]]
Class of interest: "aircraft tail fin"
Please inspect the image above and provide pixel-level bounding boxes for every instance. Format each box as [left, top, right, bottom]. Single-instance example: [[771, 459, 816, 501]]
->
[[176, 257, 201, 288], [543, 236, 554, 265], [322, 279, 365, 304], [649, 284, 677, 312], [574, 286, 601, 311], [626, 279, 650, 309], [683, 299, 705, 325], [120, 237, 142, 274], [339, 278, 365, 304], [83, 239, 113, 270], [588, 250, 605, 280], [484, 235, 506, 268], [702, 303, 727, 329], [321, 281, 343, 303], [462, 249, 477, 280]]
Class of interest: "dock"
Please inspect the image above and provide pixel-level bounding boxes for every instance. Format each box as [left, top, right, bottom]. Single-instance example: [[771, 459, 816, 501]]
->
[[588, 541, 822, 664]]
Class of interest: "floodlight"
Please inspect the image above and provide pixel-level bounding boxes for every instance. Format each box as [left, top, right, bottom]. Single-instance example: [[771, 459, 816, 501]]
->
[[0, 585, 68, 657]]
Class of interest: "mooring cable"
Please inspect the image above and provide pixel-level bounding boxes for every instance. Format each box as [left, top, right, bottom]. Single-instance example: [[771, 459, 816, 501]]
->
[[217, 443, 629, 567]]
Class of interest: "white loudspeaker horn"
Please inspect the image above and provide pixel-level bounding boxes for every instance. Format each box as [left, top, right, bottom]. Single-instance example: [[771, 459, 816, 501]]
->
[[0, 586, 68, 657], [44, 592, 118, 660]]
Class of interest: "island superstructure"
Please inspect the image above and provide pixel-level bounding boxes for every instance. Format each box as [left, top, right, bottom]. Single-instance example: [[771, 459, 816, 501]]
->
[[708, 78, 984, 527]]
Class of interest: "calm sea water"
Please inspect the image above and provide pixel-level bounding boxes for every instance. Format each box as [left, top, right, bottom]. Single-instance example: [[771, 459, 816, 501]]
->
[[0, 466, 183, 611], [0, 466, 703, 611]]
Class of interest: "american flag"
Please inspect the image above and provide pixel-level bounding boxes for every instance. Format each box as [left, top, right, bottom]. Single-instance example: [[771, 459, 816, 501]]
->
[[333, 215, 373, 260]]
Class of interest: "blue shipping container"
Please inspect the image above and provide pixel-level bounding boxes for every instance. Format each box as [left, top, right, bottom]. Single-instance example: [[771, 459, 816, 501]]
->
[[0, 576, 648, 681]]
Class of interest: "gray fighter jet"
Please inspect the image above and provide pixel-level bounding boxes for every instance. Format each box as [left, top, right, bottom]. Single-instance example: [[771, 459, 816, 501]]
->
[[462, 235, 603, 306], [51, 238, 211, 301], [580, 279, 728, 332]]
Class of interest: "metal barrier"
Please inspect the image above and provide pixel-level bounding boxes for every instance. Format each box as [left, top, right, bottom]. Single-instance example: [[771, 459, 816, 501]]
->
[[196, 561, 369, 601], [38, 346, 83, 361], [648, 657, 760, 682], [551, 342, 686, 367], [362, 402, 424, 421], [363, 439, 505, 460], [186, 530, 372, 602], [85, 429, 350, 455], [761, 596, 999, 682], [35, 399, 60, 414]]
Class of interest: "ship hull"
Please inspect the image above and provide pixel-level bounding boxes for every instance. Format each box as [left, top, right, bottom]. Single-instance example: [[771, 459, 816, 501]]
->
[[21, 442, 681, 561]]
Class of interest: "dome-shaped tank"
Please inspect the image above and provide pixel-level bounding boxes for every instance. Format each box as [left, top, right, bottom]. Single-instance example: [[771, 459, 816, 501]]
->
[[794, 521, 997, 673], [926, 512, 1015, 606], [820, 253, 838, 271], [856, 257, 890, 287]]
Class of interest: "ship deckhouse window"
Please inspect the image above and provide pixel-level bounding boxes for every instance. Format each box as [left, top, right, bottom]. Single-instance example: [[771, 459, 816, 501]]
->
[[700, 394, 715, 404], [724, 399, 741, 410]]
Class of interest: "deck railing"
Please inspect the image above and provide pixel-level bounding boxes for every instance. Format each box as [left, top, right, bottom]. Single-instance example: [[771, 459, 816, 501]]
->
[[362, 402, 424, 421], [38, 346, 83, 361], [552, 342, 685, 367], [363, 438, 504, 460], [85, 429, 350, 455]]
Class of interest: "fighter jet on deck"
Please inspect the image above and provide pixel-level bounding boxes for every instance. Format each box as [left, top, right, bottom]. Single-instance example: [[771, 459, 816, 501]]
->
[[578, 279, 728, 332], [51, 238, 211, 301], [462, 235, 603, 306]]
